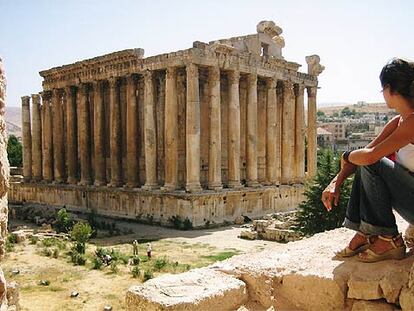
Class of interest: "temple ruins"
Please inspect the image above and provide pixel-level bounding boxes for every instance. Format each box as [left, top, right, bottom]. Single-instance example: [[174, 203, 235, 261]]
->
[[11, 21, 324, 227]]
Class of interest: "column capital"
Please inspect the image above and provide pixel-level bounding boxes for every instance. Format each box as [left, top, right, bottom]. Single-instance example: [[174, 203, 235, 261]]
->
[[108, 77, 118, 89], [21, 95, 30, 104], [228, 70, 240, 84], [31, 93, 41, 104], [294, 83, 305, 96], [208, 66, 220, 82], [91, 80, 103, 89], [307, 86, 317, 98], [64, 86, 75, 98], [78, 83, 89, 94], [247, 72, 257, 86], [40, 91, 51, 101], [166, 67, 176, 79], [266, 77, 277, 89], [52, 88, 61, 98], [143, 69, 153, 80], [186, 62, 198, 78]]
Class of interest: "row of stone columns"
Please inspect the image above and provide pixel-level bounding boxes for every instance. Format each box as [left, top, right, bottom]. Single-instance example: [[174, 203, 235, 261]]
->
[[21, 65, 318, 191]]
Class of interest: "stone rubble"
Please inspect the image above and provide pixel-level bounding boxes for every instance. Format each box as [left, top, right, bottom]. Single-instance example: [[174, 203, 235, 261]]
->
[[239, 211, 302, 243]]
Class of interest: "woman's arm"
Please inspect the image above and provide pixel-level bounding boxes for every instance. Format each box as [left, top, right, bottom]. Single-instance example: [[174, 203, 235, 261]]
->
[[349, 115, 414, 165], [366, 114, 400, 148]]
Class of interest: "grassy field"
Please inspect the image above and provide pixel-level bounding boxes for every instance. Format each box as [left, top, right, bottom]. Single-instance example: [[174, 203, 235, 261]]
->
[[2, 234, 240, 311]]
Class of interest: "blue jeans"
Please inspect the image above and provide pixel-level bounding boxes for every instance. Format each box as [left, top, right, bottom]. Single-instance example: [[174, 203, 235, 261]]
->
[[343, 157, 414, 235]]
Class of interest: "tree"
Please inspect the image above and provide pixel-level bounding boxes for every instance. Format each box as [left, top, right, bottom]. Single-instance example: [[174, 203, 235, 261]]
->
[[7, 135, 22, 167], [316, 110, 325, 118], [70, 222, 93, 254], [293, 149, 353, 235], [55, 208, 74, 233]]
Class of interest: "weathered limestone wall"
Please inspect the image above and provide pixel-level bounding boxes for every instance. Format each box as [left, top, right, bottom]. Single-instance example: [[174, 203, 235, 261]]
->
[[9, 183, 303, 227], [0, 57, 19, 311], [126, 217, 414, 311]]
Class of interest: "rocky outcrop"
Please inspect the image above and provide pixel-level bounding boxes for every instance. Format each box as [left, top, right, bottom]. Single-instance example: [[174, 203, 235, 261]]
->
[[0, 57, 19, 311], [126, 216, 414, 310]]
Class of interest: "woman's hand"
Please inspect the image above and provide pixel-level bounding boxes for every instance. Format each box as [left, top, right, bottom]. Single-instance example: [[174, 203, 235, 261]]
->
[[321, 179, 341, 212]]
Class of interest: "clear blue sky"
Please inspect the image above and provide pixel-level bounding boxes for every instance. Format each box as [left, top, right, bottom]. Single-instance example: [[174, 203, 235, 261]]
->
[[1, 0, 413, 107]]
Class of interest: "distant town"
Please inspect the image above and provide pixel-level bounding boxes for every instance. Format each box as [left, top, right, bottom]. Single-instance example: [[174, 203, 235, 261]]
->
[[317, 101, 397, 152]]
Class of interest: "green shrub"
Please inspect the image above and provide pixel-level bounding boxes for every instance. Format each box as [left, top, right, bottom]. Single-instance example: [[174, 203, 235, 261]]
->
[[5, 240, 14, 252], [293, 149, 353, 235], [143, 270, 153, 281], [52, 248, 59, 258], [70, 249, 86, 266], [7, 135, 22, 167], [92, 257, 103, 270], [55, 208, 74, 233], [182, 218, 193, 230], [131, 266, 140, 278], [7, 233, 17, 244], [131, 255, 140, 266], [41, 248, 52, 257], [70, 222, 93, 254], [29, 236, 39, 245], [153, 257, 168, 271], [110, 261, 119, 274]]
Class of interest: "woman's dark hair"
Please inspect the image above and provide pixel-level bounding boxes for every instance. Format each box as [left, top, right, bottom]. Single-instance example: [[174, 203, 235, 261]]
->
[[380, 58, 414, 104]]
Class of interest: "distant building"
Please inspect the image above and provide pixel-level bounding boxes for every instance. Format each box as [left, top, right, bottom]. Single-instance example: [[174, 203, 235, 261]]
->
[[317, 127, 334, 149], [319, 122, 346, 140]]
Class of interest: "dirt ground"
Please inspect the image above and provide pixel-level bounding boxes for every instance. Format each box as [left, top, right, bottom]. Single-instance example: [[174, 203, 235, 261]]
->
[[2, 220, 285, 311]]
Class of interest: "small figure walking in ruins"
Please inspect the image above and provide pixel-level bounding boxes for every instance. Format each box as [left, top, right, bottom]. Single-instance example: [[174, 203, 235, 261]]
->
[[322, 58, 414, 263], [132, 240, 139, 256], [146, 243, 152, 259]]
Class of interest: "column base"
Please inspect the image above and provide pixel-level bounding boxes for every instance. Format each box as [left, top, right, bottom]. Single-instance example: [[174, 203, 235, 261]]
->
[[161, 183, 177, 191], [94, 180, 107, 187], [23, 177, 32, 183], [31, 177, 42, 183], [78, 180, 92, 186], [185, 182, 202, 193], [142, 183, 159, 190], [107, 181, 123, 188], [246, 180, 260, 188], [53, 179, 66, 185], [227, 181, 244, 189], [208, 182, 223, 191], [67, 177, 78, 185]]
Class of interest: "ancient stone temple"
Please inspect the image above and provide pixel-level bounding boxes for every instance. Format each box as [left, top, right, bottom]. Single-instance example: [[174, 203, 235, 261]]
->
[[11, 21, 324, 227]]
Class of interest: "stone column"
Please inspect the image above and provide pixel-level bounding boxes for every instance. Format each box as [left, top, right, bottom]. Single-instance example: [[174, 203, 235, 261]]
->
[[307, 86, 318, 178], [208, 66, 222, 190], [41, 92, 53, 182], [163, 67, 178, 190], [227, 70, 242, 188], [52, 89, 65, 183], [78, 83, 92, 185], [246, 73, 259, 187], [295, 84, 306, 183], [109, 77, 122, 187], [21, 96, 32, 182], [31, 94, 42, 181], [185, 63, 202, 192], [125, 75, 139, 188], [266, 78, 277, 184], [143, 71, 158, 190], [275, 82, 283, 184], [65, 86, 78, 184], [281, 80, 295, 184], [93, 81, 106, 186]]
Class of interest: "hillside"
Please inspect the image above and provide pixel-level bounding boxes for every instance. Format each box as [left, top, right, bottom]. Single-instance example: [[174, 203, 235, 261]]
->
[[5, 106, 21, 138], [319, 102, 393, 116]]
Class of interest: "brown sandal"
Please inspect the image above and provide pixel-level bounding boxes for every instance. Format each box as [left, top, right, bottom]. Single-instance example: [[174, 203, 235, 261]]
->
[[357, 234, 406, 263], [336, 232, 371, 258]]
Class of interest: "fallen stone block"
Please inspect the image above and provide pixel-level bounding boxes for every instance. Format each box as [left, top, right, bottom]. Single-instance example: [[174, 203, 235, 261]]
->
[[351, 299, 395, 311], [239, 230, 257, 240], [126, 268, 247, 311]]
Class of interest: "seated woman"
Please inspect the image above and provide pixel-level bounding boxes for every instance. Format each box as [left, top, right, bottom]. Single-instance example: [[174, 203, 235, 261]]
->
[[322, 58, 414, 263]]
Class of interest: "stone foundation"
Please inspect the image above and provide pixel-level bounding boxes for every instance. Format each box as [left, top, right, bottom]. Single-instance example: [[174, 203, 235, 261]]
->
[[9, 182, 304, 228], [126, 217, 414, 311]]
